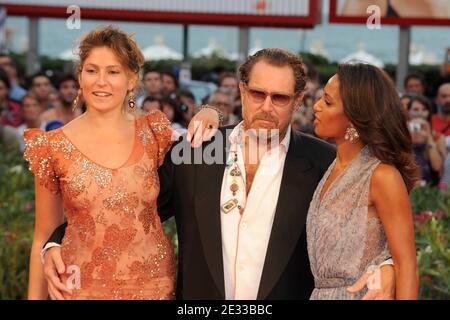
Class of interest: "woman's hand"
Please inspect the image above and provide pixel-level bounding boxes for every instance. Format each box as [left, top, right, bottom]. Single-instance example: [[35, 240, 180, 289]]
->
[[187, 106, 220, 148]]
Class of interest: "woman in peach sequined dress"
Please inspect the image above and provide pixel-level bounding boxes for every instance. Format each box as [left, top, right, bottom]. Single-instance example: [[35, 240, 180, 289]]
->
[[24, 26, 180, 300]]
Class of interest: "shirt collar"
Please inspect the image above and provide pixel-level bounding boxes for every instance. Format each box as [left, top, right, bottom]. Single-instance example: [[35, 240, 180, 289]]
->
[[228, 121, 291, 154]]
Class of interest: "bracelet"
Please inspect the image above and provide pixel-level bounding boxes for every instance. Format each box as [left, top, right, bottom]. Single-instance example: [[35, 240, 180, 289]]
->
[[200, 104, 224, 126]]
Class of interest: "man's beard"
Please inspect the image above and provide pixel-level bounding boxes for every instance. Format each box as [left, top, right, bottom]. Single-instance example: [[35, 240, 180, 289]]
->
[[441, 102, 450, 115], [244, 112, 281, 143]]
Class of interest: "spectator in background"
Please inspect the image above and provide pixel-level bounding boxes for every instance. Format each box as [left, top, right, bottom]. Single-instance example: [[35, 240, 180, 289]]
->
[[136, 68, 162, 108], [232, 95, 243, 123], [161, 71, 178, 97], [29, 72, 53, 110], [432, 83, 450, 137], [409, 116, 445, 185], [299, 93, 314, 119], [15, 93, 47, 152], [432, 83, 450, 188], [0, 123, 18, 148], [40, 74, 81, 127], [407, 95, 447, 184], [218, 72, 242, 122], [47, 90, 61, 109], [160, 96, 186, 134], [0, 68, 25, 127], [441, 155, 450, 189], [176, 88, 197, 123], [218, 71, 238, 98], [404, 72, 427, 97], [302, 58, 320, 98], [407, 95, 432, 122], [400, 93, 414, 113], [208, 88, 238, 126], [291, 109, 315, 137], [142, 96, 161, 113], [0, 53, 27, 102]]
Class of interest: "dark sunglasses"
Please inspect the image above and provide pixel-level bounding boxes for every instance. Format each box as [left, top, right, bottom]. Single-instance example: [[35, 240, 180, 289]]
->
[[244, 83, 296, 107]]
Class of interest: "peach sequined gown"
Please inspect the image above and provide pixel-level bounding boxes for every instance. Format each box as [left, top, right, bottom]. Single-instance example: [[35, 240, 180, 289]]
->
[[24, 110, 176, 300]]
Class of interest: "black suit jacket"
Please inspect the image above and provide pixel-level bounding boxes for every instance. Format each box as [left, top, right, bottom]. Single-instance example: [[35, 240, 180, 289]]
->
[[48, 126, 335, 300]]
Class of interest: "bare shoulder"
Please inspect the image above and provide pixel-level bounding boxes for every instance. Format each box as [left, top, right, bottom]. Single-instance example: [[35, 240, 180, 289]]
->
[[371, 163, 408, 200], [372, 163, 403, 184]]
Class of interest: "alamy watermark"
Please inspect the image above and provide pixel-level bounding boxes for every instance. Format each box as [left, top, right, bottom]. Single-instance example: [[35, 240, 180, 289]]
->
[[366, 5, 382, 30], [66, 5, 81, 30], [169, 124, 285, 176], [66, 265, 81, 289]]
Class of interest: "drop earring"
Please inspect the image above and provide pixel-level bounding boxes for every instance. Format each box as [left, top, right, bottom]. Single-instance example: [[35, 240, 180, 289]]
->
[[128, 91, 136, 109], [344, 123, 359, 142]]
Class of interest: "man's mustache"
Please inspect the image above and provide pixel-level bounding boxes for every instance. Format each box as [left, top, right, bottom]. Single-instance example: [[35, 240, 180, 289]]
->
[[252, 112, 279, 125]]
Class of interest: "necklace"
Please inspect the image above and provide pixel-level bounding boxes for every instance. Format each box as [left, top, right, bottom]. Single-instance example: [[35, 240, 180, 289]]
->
[[222, 141, 245, 215]]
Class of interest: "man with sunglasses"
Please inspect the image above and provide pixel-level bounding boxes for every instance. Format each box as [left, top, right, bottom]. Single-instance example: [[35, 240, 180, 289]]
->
[[41, 48, 395, 300]]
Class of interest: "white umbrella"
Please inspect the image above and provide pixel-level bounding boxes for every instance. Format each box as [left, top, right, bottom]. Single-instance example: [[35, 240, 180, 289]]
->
[[340, 43, 385, 68], [142, 35, 183, 61], [309, 40, 329, 60], [409, 43, 437, 66], [58, 48, 78, 61], [193, 38, 232, 59], [249, 39, 263, 56]]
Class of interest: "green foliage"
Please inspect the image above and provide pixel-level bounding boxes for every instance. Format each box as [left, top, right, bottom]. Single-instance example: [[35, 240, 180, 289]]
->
[[0, 142, 35, 300], [411, 185, 450, 300]]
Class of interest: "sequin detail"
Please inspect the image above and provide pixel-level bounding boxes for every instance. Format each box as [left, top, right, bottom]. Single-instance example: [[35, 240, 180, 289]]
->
[[23, 110, 176, 300]]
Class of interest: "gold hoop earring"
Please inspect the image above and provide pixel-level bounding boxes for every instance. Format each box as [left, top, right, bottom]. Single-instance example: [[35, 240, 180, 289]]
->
[[128, 91, 136, 109], [72, 89, 82, 112]]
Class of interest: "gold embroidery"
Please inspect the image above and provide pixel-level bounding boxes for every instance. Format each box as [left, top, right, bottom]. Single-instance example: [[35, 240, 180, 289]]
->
[[23, 114, 176, 300]]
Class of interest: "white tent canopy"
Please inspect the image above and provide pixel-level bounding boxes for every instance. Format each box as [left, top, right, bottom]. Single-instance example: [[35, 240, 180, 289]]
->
[[249, 39, 263, 56], [309, 40, 329, 60], [340, 43, 385, 68], [142, 35, 183, 60], [409, 43, 437, 65], [58, 48, 78, 61], [193, 38, 233, 59]]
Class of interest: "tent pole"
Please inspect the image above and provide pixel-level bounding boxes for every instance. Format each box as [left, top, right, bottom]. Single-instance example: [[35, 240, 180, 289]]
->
[[396, 26, 411, 93]]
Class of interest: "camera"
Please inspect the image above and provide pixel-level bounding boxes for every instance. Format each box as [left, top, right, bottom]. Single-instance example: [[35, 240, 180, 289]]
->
[[179, 102, 189, 113], [408, 122, 421, 133]]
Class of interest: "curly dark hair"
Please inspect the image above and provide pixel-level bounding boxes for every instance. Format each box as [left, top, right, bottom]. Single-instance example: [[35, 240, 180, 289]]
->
[[337, 63, 419, 191], [238, 48, 306, 94]]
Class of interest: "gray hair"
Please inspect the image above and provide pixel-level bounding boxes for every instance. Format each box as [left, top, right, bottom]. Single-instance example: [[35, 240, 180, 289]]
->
[[208, 88, 234, 105]]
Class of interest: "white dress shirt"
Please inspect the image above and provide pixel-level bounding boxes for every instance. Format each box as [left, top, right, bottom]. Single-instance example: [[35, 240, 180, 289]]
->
[[220, 121, 290, 300]]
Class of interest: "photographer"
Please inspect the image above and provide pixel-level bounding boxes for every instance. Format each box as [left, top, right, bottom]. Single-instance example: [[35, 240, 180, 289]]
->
[[407, 95, 448, 158], [409, 116, 445, 185], [160, 96, 187, 135]]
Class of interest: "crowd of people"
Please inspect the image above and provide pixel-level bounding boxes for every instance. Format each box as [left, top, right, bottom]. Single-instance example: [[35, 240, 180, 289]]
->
[[295, 66, 450, 189], [1, 49, 449, 189], [5, 24, 447, 300]]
